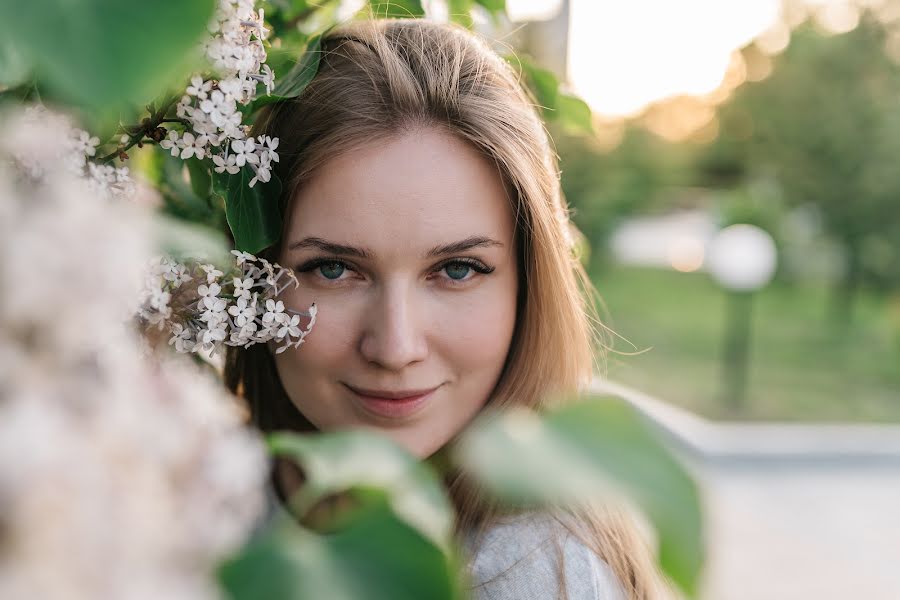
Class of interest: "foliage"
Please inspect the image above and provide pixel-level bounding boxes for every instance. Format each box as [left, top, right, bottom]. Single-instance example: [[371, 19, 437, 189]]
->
[[556, 126, 695, 269], [706, 15, 900, 318], [598, 265, 900, 422], [0, 0, 215, 116], [456, 396, 704, 594]]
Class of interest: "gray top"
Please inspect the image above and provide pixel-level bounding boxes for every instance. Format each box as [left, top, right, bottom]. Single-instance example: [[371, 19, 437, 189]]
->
[[255, 483, 626, 599], [463, 511, 627, 600]]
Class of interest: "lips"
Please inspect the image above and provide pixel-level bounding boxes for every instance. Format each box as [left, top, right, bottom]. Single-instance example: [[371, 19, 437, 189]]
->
[[343, 383, 441, 420], [344, 384, 439, 400]]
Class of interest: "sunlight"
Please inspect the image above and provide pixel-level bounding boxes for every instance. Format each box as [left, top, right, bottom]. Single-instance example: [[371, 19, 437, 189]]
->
[[567, 0, 782, 117]]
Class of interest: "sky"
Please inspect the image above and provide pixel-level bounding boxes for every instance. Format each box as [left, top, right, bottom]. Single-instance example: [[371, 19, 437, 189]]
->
[[566, 0, 784, 117]]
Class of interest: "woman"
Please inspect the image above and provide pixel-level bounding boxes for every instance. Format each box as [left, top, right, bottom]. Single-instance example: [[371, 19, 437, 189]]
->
[[225, 17, 670, 599]]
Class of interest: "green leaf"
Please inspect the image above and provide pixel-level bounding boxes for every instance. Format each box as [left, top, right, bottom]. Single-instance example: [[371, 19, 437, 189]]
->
[[455, 395, 705, 596], [518, 57, 560, 112], [269, 0, 313, 21], [0, 0, 215, 113], [557, 92, 594, 135], [251, 30, 327, 112], [473, 0, 506, 26], [368, 0, 425, 19], [473, 0, 506, 13], [447, 0, 475, 27], [186, 158, 212, 200], [267, 430, 456, 551], [0, 37, 31, 89], [218, 496, 464, 600], [151, 214, 231, 266], [160, 151, 216, 222], [272, 31, 327, 99], [213, 167, 284, 254]]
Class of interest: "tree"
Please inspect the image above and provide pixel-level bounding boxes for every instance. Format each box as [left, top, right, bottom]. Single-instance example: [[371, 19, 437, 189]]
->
[[708, 15, 900, 323]]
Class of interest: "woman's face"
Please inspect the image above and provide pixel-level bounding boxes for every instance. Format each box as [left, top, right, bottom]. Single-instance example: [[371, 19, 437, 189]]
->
[[274, 126, 518, 458]]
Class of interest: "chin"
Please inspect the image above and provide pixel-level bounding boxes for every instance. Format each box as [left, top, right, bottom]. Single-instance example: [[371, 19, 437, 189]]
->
[[373, 426, 445, 459]]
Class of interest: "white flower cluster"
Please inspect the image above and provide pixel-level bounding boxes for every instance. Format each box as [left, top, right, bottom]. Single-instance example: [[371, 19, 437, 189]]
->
[[5, 105, 134, 200], [0, 108, 268, 600], [139, 250, 316, 356], [162, 0, 279, 188]]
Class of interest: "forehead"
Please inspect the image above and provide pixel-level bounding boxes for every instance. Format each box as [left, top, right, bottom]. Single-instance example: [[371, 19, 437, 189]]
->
[[284, 127, 514, 253]]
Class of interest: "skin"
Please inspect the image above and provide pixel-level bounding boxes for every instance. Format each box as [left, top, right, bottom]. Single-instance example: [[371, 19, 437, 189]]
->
[[273, 126, 518, 458]]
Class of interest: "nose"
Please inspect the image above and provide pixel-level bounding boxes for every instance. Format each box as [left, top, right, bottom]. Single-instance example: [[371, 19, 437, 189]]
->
[[358, 280, 428, 371]]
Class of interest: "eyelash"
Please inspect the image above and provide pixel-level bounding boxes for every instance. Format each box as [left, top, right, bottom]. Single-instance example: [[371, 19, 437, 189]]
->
[[295, 257, 495, 284]]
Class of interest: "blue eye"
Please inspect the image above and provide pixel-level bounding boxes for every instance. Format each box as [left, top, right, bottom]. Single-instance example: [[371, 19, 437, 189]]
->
[[319, 261, 345, 280], [438, 259, 493, 282], [444, 262, 471, 280]]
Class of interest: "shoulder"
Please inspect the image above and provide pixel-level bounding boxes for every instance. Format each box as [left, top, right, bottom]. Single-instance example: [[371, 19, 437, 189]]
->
[[464, 512, 627, 600]]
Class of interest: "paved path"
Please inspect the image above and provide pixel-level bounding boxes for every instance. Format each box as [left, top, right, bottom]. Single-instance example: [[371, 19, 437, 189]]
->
[[591, 379, 900, 600]]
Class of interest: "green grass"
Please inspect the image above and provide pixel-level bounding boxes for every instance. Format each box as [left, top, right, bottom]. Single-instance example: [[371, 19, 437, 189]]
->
[[592, 265, 900, 422]]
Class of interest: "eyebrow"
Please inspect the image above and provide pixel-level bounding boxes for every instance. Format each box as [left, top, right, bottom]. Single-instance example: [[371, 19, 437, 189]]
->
[[286, 235, 503, 259]]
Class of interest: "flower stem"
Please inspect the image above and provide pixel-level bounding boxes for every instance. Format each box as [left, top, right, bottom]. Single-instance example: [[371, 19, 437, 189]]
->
[[98, 94, 181, 164]]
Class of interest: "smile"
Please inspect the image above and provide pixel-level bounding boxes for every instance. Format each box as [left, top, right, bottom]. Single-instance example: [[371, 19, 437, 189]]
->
[[343, 383, 441, 420]]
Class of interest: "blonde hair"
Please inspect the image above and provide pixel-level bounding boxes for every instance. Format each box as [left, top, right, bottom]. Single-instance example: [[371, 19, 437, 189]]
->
[[225, 16, 672, 599]]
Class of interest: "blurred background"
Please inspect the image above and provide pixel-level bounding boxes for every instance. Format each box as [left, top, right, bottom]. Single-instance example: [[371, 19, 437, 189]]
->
[[478, 0, 900, 422], [464, 1, 900, 598]]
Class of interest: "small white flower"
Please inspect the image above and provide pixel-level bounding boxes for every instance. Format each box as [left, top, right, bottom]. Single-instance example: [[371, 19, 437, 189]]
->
[[212, 152, 240, 175], [276, 314, 301, 340], [200, 323, 227, 347], [186, 75, 212, 100], [148, 286, 171, 313], [159, 131, 180, 157], [221, 111, 244, 139], [197, 282, 221, 298], [168, 323, 196, 353], [248, 151, 272, 188], [231, 138, 258, 167], [73, 130, 100, 157], [230, 250, 256, 264], [200, 90, 238, 129], [176, 94, 192, 118], [218, 77, 243, 102], [232, 277, 254, 298], [227, 296, 256, 327], [260, 135, 279, 162], [178, 132, 208, 160], [202, 295, 227, 313], [200, 264, 224, 284], [261, 299, 284, 326]]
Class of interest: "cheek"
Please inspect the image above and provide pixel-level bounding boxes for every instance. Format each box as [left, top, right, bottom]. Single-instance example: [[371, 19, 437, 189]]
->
[[431, 279, 518, 373], [280, 291, 359, 373], [270, 279, 360, 393]]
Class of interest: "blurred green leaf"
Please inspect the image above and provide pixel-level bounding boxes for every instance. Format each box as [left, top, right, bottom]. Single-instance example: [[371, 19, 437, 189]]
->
[[252, 30, 327, 112], [473, 0, 506, 13], [213, 168, 283, 254], [272, 31, 325, 99], [447, 0, 475, 27], [151, 214, 231, 265], [0, 0, 214, 113], [186, 157, 212, 200], [268, 430, 455, 551], [368, 0, 425, 18], [455, 395, 704, 596], [0, 38, 30, 89], [518, 58, 560, 111], [473, 0, 506, 26], [557, 92, 594, 135], [268, 0, 313, 20], [160, 151, 218, 222], [219, 496, 464, 600]]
